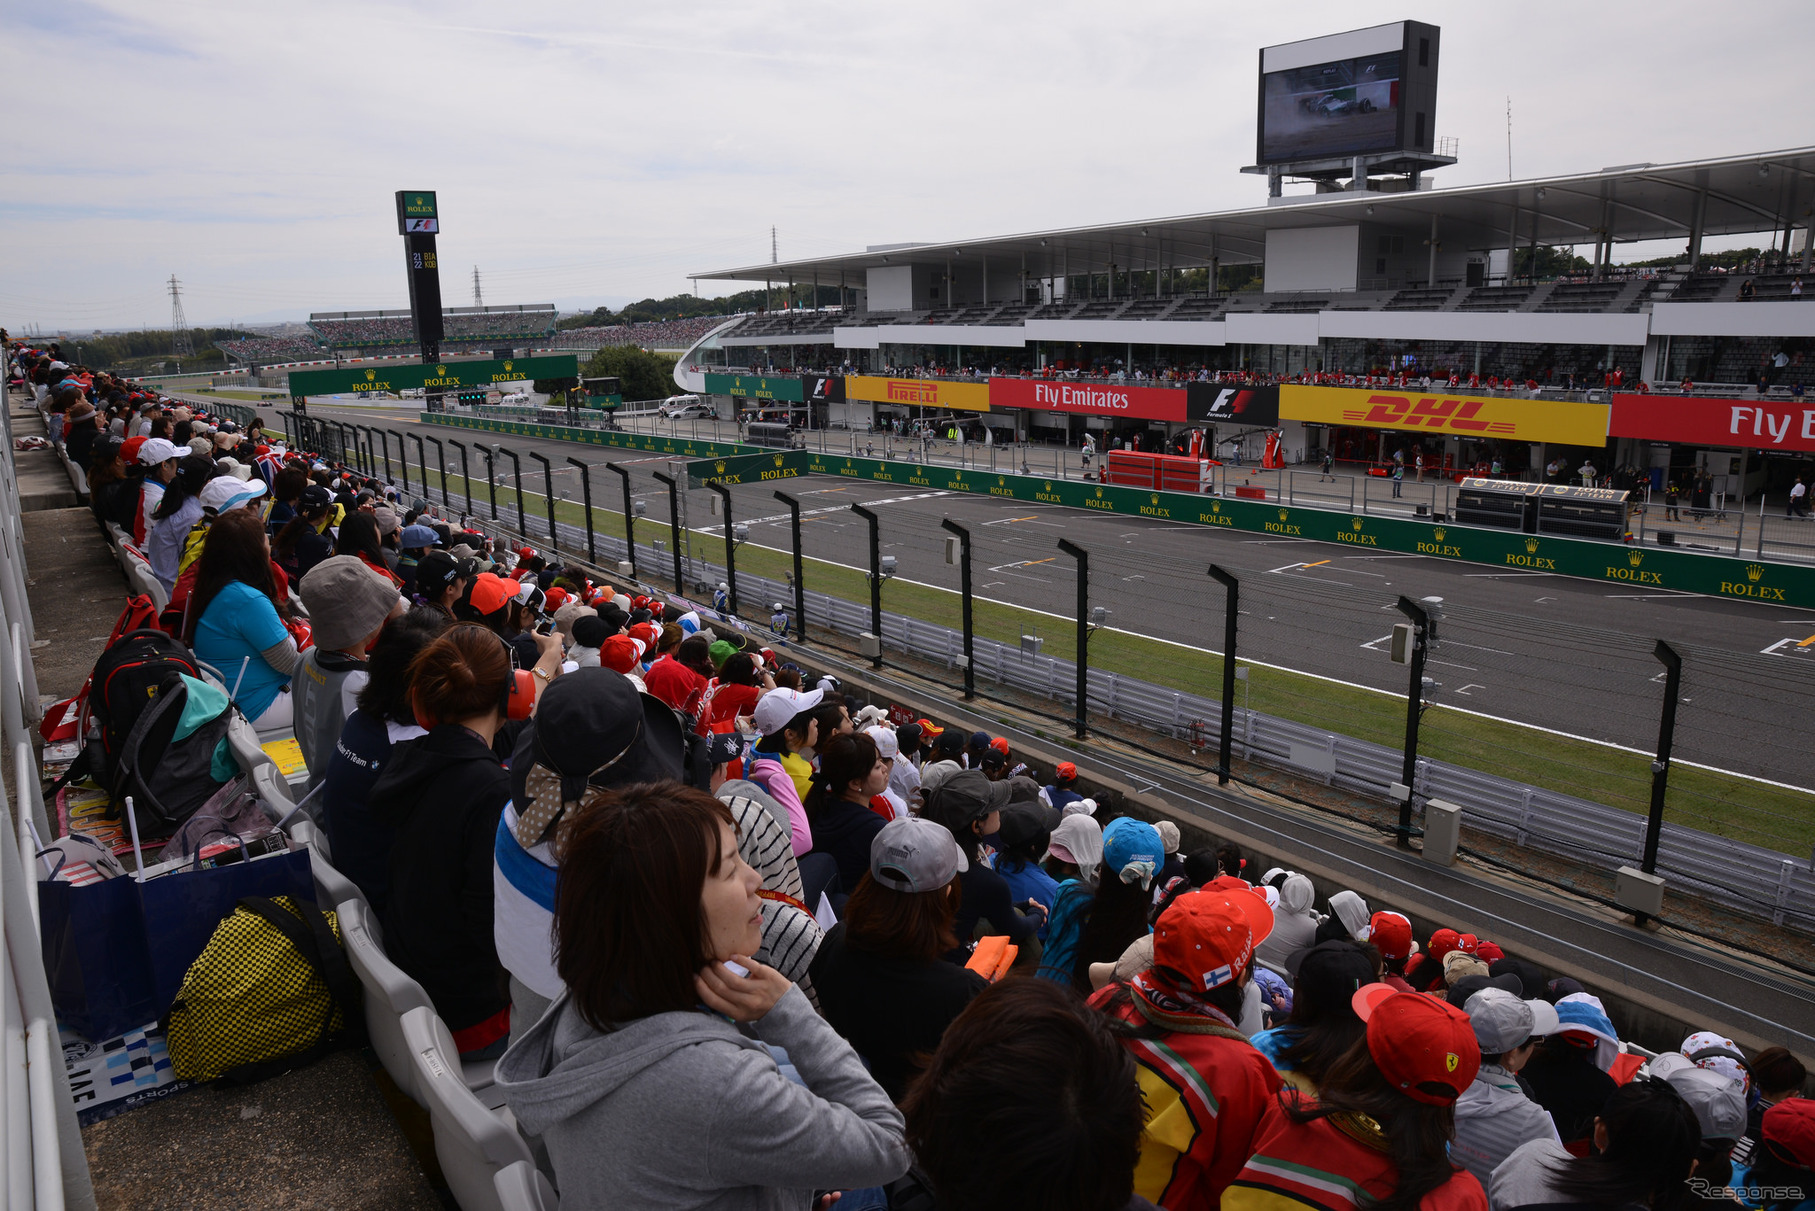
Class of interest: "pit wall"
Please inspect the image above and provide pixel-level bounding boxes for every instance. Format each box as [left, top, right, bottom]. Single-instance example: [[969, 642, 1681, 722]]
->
[[418, 412, 1815, 608]]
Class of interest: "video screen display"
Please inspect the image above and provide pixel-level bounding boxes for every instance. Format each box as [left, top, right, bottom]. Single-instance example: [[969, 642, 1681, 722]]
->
[[1260, 50, 1401, 163]]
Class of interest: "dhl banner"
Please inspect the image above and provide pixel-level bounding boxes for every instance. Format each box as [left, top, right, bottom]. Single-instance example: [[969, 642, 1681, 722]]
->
[[1280, 385, 1610, 447], [845, 376, 990, 413]]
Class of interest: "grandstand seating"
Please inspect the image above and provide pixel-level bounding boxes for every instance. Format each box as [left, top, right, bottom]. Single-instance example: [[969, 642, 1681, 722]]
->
[[218, 335, 326, 364], [494, 1161, 560, 1211], [554, 314, 740, 349], [307, 307, 559, 351], [404, 1006, 537, 1211], [1384, 286, 1457, 311], [1457, 284, 1535, 311]]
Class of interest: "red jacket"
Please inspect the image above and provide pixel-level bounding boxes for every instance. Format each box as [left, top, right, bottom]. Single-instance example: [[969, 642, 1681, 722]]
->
[[642, 655, 705, 716], [1090, 984, 1283, 1211], [1225, 1095, 1486, 1211]]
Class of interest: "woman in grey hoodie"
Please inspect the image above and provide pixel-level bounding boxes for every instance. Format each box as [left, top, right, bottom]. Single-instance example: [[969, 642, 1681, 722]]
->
[[495, 781, 908, 1209]]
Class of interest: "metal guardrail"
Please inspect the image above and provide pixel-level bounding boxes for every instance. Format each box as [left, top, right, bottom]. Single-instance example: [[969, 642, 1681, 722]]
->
[[397, 468, 1815, 934], [1, 392, 98, 1208]]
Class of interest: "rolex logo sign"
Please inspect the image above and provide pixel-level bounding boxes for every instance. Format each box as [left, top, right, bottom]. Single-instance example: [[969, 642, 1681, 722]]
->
[[1277, 508, 1289, 522], [1628, 550, 1643, 567], [365, 370, 376, 381], [1525, 538, 1540, 554], [504, 360, 514, 372], [1350, 517, 1363, 531], [436, 365, 447, 376], [714, 461, 726, 474], [773, 454, 784, 466], [1432, 526, 1446, 541], [1151, 493, 1160, 505], [1095, 487, 1104, 498], [1747, 563, 1765, 582]]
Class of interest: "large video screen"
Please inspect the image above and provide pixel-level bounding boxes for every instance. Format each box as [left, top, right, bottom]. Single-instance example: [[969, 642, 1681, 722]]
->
[[1260, 50, 1401, 163]]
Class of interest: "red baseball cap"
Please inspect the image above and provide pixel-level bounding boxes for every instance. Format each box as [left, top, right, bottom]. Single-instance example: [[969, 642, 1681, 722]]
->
[[120, 435, 147, 464], [544, 587, 568, 610], [917, 718, 945, 739], [1369, 911, 1414, 961], [1763, 1098, 1815, 1168], [1152, 886, 1274, 992], [1353, 985, 1480, 1105], [1475, 941, 1505, 964], [466, 572, 514, 616], [990, 737, 1010, 755], [627, 622, 660, 650], [1427, 928, 1462, 963], [599, 634, 642, 675], [1055, 761, 1077, 780]]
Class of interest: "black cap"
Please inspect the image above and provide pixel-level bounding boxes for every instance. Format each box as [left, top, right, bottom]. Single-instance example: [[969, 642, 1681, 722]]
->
[[1448, 972, 1523, 1007], [415, 549, 475, 595], [572, 615, 610, 648], [300, 484, 332, 509], [510, 668, 685, 812], [924, 768, 1011, 824], [996, 802, 1056, 851]]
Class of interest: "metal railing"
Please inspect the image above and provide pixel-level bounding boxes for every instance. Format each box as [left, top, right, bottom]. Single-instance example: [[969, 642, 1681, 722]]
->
[[1, 388, 99, 1208], [385, 461, 1815, 933]]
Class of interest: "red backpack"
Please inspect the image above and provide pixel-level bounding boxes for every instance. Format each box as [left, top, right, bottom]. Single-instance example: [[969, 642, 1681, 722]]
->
[[40, 594, 161, 744]]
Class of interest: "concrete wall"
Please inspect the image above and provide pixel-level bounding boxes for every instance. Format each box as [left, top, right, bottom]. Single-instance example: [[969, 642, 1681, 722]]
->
[[1266, 225, 1361, 292]]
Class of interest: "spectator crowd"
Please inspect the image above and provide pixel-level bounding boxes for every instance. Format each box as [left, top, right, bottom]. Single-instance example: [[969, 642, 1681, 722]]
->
[[12, 332, 1815, 1211]]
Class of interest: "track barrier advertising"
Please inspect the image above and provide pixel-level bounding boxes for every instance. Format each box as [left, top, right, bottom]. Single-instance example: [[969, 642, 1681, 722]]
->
[[845, 375, 991, 412], [685, 449, 810, 487], [701, 373, 806, 403], [1280, 384, 1612, 446], [1609, 393, 1815, 452], [287, 354, 577, 401]]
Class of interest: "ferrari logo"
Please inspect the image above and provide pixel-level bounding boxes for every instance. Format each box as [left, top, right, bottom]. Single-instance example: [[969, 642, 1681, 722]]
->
[[1446, 1053, 1460, 1072]]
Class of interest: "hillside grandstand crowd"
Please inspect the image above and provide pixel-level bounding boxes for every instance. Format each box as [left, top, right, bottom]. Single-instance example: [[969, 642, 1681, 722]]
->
[[558, 313, 738, 349], [217, 334, 330, 364], [307, 309, 558, 350], [12, 332, 1815, 1211]]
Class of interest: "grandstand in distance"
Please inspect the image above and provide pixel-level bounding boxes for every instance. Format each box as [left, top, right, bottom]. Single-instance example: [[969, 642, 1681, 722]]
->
[[548, 313, 743, 352], [296, 303, 558, 358]]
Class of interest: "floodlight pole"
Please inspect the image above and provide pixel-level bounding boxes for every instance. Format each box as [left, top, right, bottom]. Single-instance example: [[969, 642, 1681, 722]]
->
[[607, 462, 637, 579], [708, 482, 739, 616], [941, 518, 975, 699], [774, 490, 807, 642], [651, 470, 685, 593], [1058, 538, 1089, 739], [851, 503, 883, 668], [1208, 564, 1239, 785], [567, 457, 596, 564]]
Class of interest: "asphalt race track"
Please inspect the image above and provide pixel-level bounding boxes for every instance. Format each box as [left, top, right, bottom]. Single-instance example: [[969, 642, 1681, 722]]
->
[[298, 401, 1815, 790]]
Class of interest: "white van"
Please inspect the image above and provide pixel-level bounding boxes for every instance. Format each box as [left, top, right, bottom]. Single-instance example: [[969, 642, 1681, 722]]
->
[[661, 394, 711, 418]]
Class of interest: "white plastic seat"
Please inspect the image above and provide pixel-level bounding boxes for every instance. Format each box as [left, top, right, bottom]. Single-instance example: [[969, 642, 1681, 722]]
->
[[493, 1161, 558, 1211], [339, 898, 501, 1106], [403, 1006, 534, 1211]]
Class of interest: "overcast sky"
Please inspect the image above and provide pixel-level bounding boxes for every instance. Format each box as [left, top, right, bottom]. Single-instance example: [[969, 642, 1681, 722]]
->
[[5, 0, 1808, 331]]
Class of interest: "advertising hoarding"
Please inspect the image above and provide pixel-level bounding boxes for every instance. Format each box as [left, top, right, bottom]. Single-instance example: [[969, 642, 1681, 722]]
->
[[288, 355, 576, 401], [1280, 385, 1609, 446], [986, 379, 1281, 425], [1608, 393, 1815, 453], [702, 373, 806, 403], [845, 376, 990, 412]]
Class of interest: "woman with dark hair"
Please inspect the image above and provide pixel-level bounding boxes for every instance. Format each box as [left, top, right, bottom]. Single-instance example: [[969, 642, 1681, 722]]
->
[[1249, 940, 1375, 1093], [264, 465, 308, 533], [1489, 1077, 1700, 1211], [1227, 987, 1487, 1211], [370, 623, 549, 1059], [322, 606, 450, 913], [184, 508, 299, 729], [921, 770, 1038, 960], [87, 438, 137, 531], [147, 454, 214, 592], [496, 782, 909, 1206], [904, 978, 1146, 1211], [335, 510, 401, 587], [804, 732, 890, 893], [696, 650, 767, 735], [808, 814, 988, 1102], [1053, 816, 1163, 991]]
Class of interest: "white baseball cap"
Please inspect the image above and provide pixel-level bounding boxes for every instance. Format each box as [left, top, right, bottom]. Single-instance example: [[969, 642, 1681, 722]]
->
[[137, 437, 182, 465], [199, 476, 268, 513], [751, 686, 823, 736]]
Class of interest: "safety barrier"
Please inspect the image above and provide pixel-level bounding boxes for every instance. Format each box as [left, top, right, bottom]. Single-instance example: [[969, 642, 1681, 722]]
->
[[0, 391, 99, 1208], [389, 461, 1815, 934]]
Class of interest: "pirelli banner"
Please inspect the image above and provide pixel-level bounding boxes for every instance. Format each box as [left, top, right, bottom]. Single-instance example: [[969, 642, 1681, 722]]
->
[[845, 376, 990, 413], [1280, 385, 1611, 447]]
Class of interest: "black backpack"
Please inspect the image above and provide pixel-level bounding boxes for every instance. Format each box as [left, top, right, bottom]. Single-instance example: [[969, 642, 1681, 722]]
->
[[115, 670, 234, 838], [55, 629, 204, 808]]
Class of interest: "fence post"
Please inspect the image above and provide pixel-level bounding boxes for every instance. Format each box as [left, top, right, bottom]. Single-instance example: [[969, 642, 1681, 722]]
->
[[1208, 564, 1239, 785], [528, 452, 557, 553], [851, 503, 884, 668], [651, 470, 685, 593], [386, 430, 409, 494], [608, 462, 637, 579], [568, 458, 596, 564], [708, 482, 739, 616], [1638, 639, 1684, 925], [410, 432, 427, 498], [426, 435, 448, 508], [1058, 538, 1090, 739], [449, 439, 472, 515], [941, 519, 975, 698], [499, 445, 524, 536], [1392, 594, 1432, 847], [775, 490, 807, 641]]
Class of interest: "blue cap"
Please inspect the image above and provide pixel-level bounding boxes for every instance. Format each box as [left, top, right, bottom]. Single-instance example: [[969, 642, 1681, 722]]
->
[[1102, 818, 1163, 889], [400, 524, 440, 549]]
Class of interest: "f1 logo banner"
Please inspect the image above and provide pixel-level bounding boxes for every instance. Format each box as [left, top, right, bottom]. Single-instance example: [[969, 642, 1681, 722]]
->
[[1185, 383, 1281, 425], [803, 375, 845, 404], [1280, 385, 1610, 446]]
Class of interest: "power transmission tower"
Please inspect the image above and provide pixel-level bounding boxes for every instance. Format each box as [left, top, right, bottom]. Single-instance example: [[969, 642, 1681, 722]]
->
[[473, 266, 483, 307], [168, 274, 194, 357]]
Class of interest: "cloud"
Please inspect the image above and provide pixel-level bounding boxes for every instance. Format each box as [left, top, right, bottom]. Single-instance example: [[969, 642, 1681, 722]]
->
[[4, 0, 1808, 329]]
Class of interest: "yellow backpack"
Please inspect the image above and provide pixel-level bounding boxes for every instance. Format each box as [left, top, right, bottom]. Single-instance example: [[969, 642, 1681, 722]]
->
[[166, 895, 363, 1084]]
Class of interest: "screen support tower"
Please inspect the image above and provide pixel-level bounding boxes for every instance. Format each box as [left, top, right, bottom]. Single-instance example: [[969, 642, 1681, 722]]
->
[[396, 191, 446, 412], [1244, 146, 1457, 198], [168, 275, 194, 361]]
